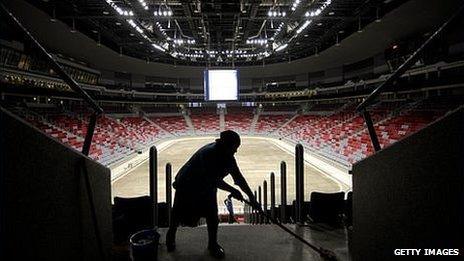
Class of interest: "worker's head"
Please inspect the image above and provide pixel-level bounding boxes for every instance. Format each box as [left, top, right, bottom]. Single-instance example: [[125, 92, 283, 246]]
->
[[216, 130, 241, 155]]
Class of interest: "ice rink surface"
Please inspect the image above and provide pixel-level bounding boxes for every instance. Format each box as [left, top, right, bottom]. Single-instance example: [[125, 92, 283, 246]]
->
[[112, 137, 348, 212]]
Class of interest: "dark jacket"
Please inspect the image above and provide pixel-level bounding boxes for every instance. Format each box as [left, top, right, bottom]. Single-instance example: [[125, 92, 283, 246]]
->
[[172, 142, 246, 226]]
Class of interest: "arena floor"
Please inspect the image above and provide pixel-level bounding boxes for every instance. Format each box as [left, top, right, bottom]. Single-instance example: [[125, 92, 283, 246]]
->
[[112, 137, 348, 213]]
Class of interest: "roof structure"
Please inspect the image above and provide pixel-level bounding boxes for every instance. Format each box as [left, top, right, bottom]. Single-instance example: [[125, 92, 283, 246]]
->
[[26, 0, 406, 66]]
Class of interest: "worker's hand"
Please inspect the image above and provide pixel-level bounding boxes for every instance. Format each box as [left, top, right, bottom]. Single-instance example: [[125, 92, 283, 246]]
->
[[230, 189, 244, 201]]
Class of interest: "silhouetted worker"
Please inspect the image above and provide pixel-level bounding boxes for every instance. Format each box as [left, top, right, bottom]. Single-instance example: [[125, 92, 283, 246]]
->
[[166, 130, 259, 258]]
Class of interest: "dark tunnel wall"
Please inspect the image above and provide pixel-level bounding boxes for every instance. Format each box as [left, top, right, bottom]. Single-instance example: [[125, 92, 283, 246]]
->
[[352, 107, 464, 260]]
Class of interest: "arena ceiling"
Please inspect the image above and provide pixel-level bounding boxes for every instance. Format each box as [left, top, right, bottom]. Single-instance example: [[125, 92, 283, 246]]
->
[[25, 0, 407, 66]]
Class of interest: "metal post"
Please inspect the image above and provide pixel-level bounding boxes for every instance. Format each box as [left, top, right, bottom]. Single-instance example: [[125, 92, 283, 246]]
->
[[263, 180, 268, 224], [299, 144, 305, 224], [253, 190, 257, 224], [295, 144, 304, 224], [258, 186, 262, 224], [165, 163, 172, 226], [362, 110, 381, 152], [295, 145, 300, 224], [247, 204, 250, 223], [82, 113, 97, 156], [149, 146, 158, 228], [270, 172, 275, 221], [280, 161, 287, 223]]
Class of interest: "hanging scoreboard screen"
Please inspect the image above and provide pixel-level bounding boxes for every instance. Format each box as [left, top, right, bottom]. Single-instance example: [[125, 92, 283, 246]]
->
[[204, 69, 239, 101]]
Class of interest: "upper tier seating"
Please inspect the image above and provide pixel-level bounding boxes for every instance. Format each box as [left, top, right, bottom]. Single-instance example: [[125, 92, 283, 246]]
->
[[225, 107, 255, 134], [120, 117, 167, 146], [255, 115, 292, 134], [149, 115, 189, 135], [8, 96, 460, 168], [10, 108, 172, 166], [190, 112, 220, 134]]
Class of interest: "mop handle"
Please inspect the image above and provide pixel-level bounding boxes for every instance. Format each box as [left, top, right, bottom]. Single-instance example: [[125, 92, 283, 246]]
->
[[231, 195, 338, 261]]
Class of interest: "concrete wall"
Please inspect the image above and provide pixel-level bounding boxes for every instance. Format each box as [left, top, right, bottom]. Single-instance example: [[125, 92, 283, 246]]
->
[[352, 107, 464, 260], [0, 108, 112, 261]]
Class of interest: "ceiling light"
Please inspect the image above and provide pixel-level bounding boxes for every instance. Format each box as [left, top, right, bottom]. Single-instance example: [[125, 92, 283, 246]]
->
[[70, 19, 76, 33], [296, 20, 311, 34], [275, 43, 288, 52], [50, 8, 57, 22], [152, 43, 165, 52], [291, 0, 301, 11]]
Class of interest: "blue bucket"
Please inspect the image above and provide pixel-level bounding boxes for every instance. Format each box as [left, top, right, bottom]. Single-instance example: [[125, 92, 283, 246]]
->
[[129, 229, 160, 261]]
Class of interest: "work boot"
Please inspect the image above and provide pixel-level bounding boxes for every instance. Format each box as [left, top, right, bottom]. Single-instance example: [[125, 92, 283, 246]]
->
[[208, 243, 225, 259], [166, 229, 176, 252]]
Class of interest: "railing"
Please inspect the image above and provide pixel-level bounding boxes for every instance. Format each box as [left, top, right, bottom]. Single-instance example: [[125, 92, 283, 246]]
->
[[0, 2, 104, 156], [0, 2, 107, 259], [356, 4, 464, 152]]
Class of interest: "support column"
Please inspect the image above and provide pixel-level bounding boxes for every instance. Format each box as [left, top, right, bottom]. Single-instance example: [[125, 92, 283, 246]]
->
[[149, 146, 158, 228], [263, 180, 268, 224], [258, 186, 262, 224], [270, 172, 275, 221], [280, 161, 287, 223], [165, 163, 172, 227], [295, 144, 304, 224]]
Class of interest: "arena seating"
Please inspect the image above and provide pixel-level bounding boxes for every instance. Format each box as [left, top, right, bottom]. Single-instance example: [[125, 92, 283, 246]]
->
[[9, 108, 106, 163], [9, 108, 175, 166], [7, 97, 460, 167], [190, 108, 220, 134], [119, 116, 167, 146], [255, 114, 292, 134], [225, 107, 255, 134], [149, 115, 190, 135]]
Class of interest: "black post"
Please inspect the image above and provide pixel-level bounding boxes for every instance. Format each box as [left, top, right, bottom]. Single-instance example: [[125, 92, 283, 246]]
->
[[82, 113, 97, 156], [280, 161, 287, 224], [299, 145, 305, 224], [362, 110, 381, 152], [263, 180, 268, 224], [258, 186, 262, 224], [295, 144, 304, 224], [149, 146, 158, 228], [253, 190, 257, 224], [270, 172, 275, 221], [295, 145, 300, 224], [165, 163, 172, 226]]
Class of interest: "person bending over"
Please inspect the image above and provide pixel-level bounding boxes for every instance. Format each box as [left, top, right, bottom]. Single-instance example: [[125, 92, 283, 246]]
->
[[166, 130, 259, 258]]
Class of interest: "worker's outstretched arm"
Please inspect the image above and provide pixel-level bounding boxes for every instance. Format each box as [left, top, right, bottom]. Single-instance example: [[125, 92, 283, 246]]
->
[[229, 168, 260, 209], [217, 180, 244, 201]]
